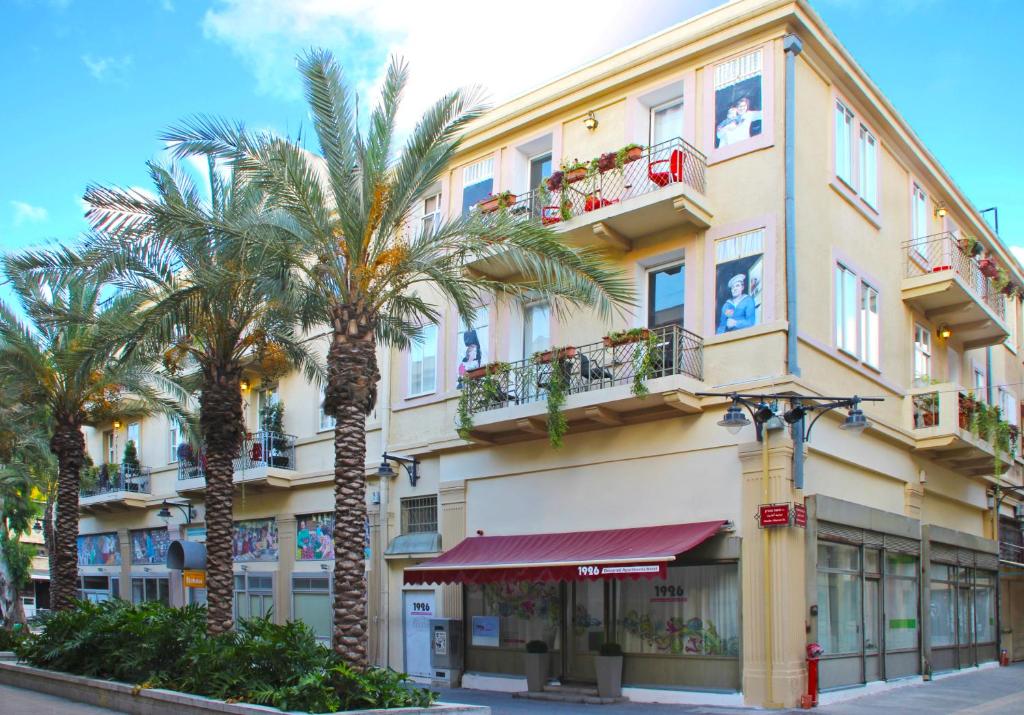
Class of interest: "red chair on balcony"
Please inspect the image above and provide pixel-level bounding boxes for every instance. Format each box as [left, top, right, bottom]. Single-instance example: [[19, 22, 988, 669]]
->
[[541, 206, 562, 225], [249, 441, 263, 462], [648, 149, 686, 187], [583, 193, 619, 213]]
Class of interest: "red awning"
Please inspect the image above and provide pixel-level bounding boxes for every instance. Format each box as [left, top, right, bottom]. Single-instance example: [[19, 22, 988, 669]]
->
[[403, 520, 726, 585]]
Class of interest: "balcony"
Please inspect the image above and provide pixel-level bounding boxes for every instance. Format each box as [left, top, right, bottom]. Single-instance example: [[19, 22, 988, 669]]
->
[[901, 233, 1008, 349], [460, 323, 703, 444], [176, 430, 298, 494], [469, 139, 710, 277], [905, 385, 1016, 477], [79, 466, 151, 512]]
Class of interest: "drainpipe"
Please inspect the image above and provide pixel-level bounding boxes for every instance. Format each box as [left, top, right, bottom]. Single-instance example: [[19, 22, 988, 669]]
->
[[784, 33, 803, 379], [986, 347, 993, 406], [784, 34, 806, 494]]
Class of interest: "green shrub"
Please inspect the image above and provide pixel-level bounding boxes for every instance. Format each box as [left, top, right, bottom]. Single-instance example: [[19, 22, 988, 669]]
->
[[0, 624, 27, 650], [16, 600, 435, 713], [598, 642, 623, 657], [525, 639, 548, 654]]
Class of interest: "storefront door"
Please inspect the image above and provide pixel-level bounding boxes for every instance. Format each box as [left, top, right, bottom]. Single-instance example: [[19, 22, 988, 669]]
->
[[565, 580, 606, 683], [864, 577, 881, 682], [403, 590, 436, 679], [957, 571, 975, 668]]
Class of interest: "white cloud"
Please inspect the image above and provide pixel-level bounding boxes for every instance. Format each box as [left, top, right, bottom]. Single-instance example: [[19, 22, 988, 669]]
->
[[1010, 245, 1024, 270], [82, 54, 133, 82], [202, 0, 724, 127], [11, 200, 48, 226]]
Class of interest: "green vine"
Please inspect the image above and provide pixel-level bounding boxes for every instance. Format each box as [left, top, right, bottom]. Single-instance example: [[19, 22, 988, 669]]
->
[[456, 389, 474, 439], [544, 355, 569, 449], [968, 400, 1013, 478], [456, 363, 511, 439], [631, 332, 661, 398]]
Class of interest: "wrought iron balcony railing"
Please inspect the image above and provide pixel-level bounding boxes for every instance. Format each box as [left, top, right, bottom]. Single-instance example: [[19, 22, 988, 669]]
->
[[1000, 539, 1024, 565], [175, 430, 298, 481], [81, 466, 152, 497], [481, 137, 706, 228], [461, 323, 703, 415], [902, 232, 1006, 320]]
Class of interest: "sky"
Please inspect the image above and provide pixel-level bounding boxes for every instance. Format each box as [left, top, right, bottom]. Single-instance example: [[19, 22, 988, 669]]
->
[[1, 0, 1023, 271]]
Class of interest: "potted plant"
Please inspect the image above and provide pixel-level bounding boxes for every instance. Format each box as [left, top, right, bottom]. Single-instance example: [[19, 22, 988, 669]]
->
[[603, 327, 651, 347], [595, 642, 624, 699], [464, 361, 509, 381], [524, 640, 549, 692], [959, 235, 983, 258], [121, 439, 141, 480], [561, 159, 589, 184], [534, 346, 577, 364], [593, 152, 617, 174], [477, 190, 517, 214], [979, 256, 999, 278], [616, 143, 644, 169], [545, 170, 564, 192]]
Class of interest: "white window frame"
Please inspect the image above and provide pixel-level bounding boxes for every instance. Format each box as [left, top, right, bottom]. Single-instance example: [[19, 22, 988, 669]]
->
[[835, 264, 858, 356], [168, 420, 181, 464], [913, 324, 932, 385], [1000, 388, 1019, 427], [912, 184, 928, 253], [420, 192, 442, 238], [974, 367, 987, 403], [859, 126, 878, 208], [860, 281, 880, 369], [649, 97, 684, 148], [834, 100, 854, 186], [318, 387, 335, 432], [126, 422, 140, 457], [408, 324, 438, 397], [104, 429, 115, 465]]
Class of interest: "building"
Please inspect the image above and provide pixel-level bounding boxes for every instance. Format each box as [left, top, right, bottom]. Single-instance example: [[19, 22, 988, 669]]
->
[[74, 0, 1024, 708]]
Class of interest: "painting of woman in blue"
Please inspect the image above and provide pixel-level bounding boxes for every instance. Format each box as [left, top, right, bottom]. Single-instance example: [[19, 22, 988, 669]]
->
[[717, 274, 756, 333]]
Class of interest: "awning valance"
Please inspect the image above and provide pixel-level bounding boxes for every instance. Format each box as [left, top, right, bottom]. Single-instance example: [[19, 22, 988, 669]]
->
[[403, 520, 726, 585]]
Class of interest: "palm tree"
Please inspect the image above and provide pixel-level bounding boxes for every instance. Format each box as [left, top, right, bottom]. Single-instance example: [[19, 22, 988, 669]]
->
[[165, 51, 634, 665], [0, 267, 183, 612], [79, 156, 323, 635]]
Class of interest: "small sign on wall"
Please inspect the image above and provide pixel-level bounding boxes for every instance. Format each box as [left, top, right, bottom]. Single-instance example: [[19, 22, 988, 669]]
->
[[183, 570, 206, 588], [471, 616, 500, 648], [758, 503, 791, 527]]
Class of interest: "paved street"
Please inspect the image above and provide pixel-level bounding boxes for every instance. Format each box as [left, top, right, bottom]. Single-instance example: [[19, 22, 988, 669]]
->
[[2, 664, 1022, 714]]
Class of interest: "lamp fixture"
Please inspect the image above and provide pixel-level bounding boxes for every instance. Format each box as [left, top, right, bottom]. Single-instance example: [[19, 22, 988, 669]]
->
[[377, 452, 420, 487], [32, 519, 43, 533], [717, 403, 751, 435], [158, 499, 195, 524], [583, 111, 599, 131], [113, 419, 122, 429], [935, 204, 948, 219], [839, 406, 869, 433], [938, 324, 952, 340], [240, 379, 249, 391]]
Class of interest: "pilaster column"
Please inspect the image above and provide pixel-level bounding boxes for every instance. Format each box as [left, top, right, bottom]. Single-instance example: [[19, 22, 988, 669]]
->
[[275, 515, 296, 625], [117, 527, 131, 600], [739, 436, 806, 708], [438, 481, 466, 620]]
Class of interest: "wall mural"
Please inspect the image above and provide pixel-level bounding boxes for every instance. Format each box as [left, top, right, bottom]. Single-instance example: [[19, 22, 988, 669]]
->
[[715, 229, 764, 335], [233, 518, 278, 561], [77, 532, 121, 566], [619, 611, 738, 656], [714, 48, 764, 148], [130, 527, 171, 565], [296, 513, 335, 561]]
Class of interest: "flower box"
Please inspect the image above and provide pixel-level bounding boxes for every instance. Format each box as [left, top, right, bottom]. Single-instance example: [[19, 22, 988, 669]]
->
[[545, 171, 564, 192], [478, 193, 516, 214], [464, 362, 507, 380], [979, 258, 998, 278], [624, 146, 643, 163], [566, 168, 588, 184], [534, 346, 577, 363], [602, 328, 650, 347]]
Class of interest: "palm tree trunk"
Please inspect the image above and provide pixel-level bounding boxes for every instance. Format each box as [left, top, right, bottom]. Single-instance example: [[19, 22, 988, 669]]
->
[[326, 301, 379, 667], [200, 364, 244, 635], [49, 421, 84, 612]]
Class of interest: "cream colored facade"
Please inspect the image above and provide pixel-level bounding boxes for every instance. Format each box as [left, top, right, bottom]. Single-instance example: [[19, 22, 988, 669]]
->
[[74, 0, 1024, 708]]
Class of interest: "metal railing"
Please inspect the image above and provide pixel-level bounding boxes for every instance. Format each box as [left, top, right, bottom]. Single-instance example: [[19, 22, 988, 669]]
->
[[401, 495, 438, 534], [1000, 540, 1024, 565], [175, 430, 298, 482], [902, 232, 1006, 320], [461, 323, 703, 415], [911, 391, 1020, 453], [81, 466, 152, 497], [483, 137, 706, 228]]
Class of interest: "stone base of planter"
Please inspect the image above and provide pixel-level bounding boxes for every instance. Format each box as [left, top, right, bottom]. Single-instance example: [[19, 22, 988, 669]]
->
[[0, 661, 490, 715]]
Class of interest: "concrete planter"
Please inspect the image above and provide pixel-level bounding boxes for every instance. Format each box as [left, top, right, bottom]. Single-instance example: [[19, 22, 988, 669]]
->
[[523, 652, 549, 692], [0, 661, 490, 715], [595, 655, 623, 698]]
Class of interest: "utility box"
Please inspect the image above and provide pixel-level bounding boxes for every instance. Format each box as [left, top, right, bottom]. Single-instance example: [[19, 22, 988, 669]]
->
[[428, 618, 463, 687]]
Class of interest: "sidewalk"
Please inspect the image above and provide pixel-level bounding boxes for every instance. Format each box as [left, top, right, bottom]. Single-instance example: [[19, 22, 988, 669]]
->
[[438, 663, 1024, 714]]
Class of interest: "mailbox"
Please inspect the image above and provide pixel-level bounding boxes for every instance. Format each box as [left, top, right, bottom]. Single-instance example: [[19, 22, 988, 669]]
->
[[429, 619, 463, 687]]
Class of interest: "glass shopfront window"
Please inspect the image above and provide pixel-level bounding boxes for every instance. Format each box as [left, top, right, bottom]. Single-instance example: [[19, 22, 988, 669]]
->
[[928, 557, 997, 671], [885, 554, 919, 652], [817, 543, 862, 655]]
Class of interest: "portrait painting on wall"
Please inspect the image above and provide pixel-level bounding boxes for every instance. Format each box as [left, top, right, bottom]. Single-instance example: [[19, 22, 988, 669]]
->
[[714, 49, 764, 149], [296, 513, 335, 561], [715, 229, 765, 335], [77, 532, 121, 566], [130, 527, 171, 565], [233, 518, 279, 562]]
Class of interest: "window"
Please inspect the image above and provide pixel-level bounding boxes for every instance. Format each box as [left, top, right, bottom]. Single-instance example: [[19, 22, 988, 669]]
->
[[523, 302, 550, 356], [127, 422, 140, 455], [913, 324, 932, 385], [457, 312, 488, 384], [293, 575, 331, 641], [420, 192, 441, 237], [834, 101, 854, 185], [715, 230, 764, 334], [912, 184, 928, 251], [713, 48, 764, 149], [401, 495, 438, 534], [462, 157, 494, 216], [318, 387, 335, 431], [650, 97, 684, 147], [649, 262, 685, 329], [835, 265, 858, 355], [1000, 388, 1019, 427], [168, 420, 181, 463], [408, 324, 438, 396], [131, 576, 169, 605], [104, 430, 115, 464], [974, 367, 987, 403], [929, 564, 997, 648], [859, 126, 878, 207], [884, 553, 919, 651], [234, 574, 274, 622], [861, 282, 880, 368]]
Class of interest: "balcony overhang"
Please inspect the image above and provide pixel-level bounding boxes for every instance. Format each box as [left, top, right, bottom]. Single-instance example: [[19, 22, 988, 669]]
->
[[175, 467, 299, 496], [901, 273, 1008, 349], [464, 373, 703, 446], [79, 491, 151, 512]]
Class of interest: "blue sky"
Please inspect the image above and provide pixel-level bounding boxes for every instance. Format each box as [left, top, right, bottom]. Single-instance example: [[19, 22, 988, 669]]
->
[[1, 0, 1022, 267]]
